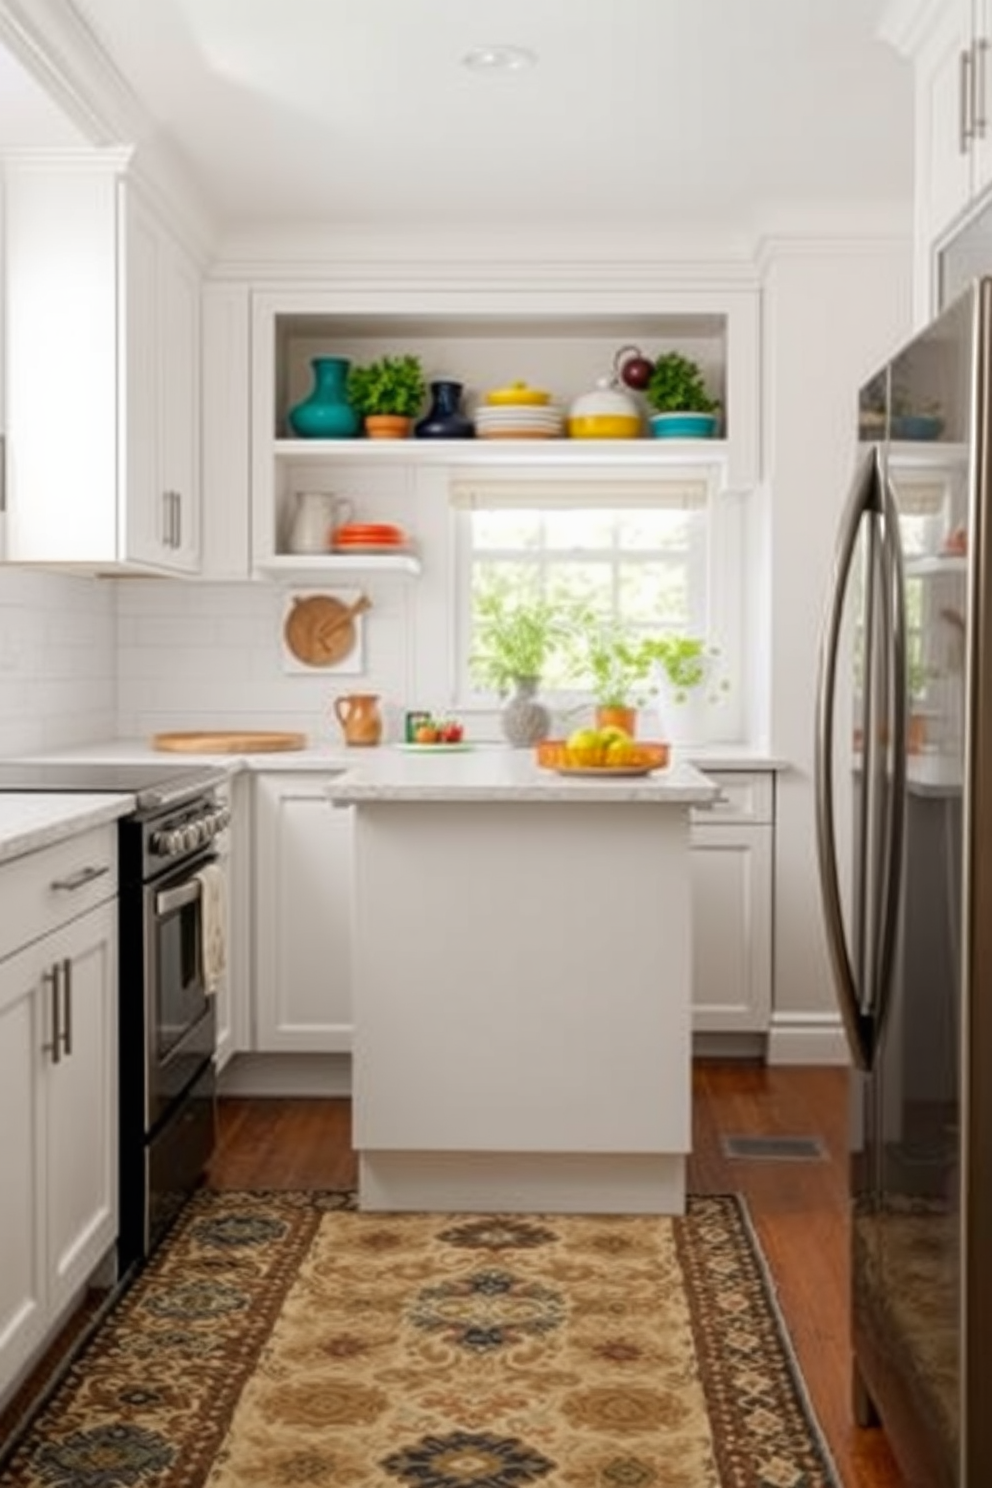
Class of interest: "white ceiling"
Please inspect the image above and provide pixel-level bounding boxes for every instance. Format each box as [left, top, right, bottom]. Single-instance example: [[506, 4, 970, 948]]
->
[[14, 0, 915, 236]]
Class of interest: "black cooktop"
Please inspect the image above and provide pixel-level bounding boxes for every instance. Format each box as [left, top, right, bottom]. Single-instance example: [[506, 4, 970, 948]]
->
[[0, 760, 228, 810]]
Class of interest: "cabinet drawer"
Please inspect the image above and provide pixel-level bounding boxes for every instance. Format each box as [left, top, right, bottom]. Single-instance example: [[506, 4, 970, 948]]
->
[[690, 771, 774, 826], [0, 825, 118, 964]]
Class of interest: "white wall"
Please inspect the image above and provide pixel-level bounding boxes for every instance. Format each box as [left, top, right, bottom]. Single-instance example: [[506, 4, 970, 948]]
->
[[762, 239, 913, 1060], [0, 569, 116, 754]]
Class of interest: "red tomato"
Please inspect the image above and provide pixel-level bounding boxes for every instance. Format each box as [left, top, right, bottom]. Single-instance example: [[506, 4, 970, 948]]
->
[[441, 721, 464, 743]]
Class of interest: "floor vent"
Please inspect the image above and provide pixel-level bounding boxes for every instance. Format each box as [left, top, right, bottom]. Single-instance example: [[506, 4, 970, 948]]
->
[[721, 1135, 827, 1162]]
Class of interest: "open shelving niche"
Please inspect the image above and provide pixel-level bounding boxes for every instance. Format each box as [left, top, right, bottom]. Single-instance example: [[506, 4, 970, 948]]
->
[[251, 305, 756, 579]]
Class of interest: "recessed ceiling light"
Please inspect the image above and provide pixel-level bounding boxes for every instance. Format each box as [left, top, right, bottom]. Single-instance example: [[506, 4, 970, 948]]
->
[[462, 44, 538, 74]]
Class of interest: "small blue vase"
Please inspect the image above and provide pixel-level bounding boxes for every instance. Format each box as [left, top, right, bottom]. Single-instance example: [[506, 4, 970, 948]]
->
[[415, 379, 475, 439], [288, 356, 360, 439]]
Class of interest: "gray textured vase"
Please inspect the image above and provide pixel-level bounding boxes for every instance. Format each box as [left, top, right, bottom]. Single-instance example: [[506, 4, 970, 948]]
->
[[501, 676, 551, 747]]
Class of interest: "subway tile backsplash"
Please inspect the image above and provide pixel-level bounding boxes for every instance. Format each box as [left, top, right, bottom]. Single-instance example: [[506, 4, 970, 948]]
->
[[0, 570, 117, 755]]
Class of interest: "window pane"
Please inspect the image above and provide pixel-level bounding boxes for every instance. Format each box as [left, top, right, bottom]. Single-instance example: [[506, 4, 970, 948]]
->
[[619, 562, 691, 626], [617, 510, 697, 551], [543, 511, 615, 551], [473, 511, 542, 550], [473, 560, 542, 604]]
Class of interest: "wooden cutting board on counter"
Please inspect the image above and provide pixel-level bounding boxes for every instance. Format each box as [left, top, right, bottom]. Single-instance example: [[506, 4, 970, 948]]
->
[[152, 730, 308, 753]]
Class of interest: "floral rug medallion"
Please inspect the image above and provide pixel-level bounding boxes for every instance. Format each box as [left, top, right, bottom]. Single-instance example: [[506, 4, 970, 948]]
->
[[0, 1192, 839, 1488]]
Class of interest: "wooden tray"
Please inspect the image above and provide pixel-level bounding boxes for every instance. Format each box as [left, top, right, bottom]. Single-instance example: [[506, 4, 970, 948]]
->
[[152, 731, 308, 753]]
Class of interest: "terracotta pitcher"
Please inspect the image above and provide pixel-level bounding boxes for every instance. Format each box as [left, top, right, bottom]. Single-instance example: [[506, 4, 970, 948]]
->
[[334, 692, 382, 747]]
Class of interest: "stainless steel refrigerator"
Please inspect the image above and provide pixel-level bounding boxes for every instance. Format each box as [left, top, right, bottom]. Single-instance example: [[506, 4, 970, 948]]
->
[[815, 280, 992, 1487]]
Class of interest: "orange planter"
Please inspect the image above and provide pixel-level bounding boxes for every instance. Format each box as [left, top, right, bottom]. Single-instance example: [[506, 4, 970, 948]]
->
[[364, 414, 412, 440], [595, 705, 637, 737]]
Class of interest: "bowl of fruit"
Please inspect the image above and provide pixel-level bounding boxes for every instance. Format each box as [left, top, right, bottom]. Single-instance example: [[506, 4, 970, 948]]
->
[[536, 726, 669, 776], [400, 715, 471, 750]]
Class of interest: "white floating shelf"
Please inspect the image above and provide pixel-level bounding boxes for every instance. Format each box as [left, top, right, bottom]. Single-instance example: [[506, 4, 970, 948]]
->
[[272, 437, 729, 467], [256, 552, 422, 577]]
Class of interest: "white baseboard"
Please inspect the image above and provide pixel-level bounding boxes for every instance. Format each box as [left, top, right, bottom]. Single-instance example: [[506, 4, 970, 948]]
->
[[767, 1012, 850, 1066], [218, 1052, 352, 1097]]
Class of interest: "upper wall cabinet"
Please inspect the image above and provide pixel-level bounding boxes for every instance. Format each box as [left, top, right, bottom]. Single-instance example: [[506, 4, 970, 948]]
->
[[885, 0, 992, 316], [249, 288, 760, 577], [3, 153, 201, 574]]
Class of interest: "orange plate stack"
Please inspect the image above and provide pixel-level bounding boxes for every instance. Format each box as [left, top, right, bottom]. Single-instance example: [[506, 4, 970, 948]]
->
[[333, 523, 406, 552]]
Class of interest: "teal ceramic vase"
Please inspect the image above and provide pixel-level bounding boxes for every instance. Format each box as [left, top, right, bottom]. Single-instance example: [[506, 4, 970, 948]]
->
[[288, 356, 360, 439]]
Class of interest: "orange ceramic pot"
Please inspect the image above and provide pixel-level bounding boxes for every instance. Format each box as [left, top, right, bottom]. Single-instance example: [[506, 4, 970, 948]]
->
[[595, 705, 637, 737], [364, 414, 412, 440]]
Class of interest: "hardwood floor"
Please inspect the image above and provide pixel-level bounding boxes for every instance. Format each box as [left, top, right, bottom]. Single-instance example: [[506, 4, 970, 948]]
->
[[209, 1061, 907, 1488]]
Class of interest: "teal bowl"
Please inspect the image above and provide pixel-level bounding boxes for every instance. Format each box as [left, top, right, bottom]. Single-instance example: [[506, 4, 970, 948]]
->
[[649, 412, 718, 439]]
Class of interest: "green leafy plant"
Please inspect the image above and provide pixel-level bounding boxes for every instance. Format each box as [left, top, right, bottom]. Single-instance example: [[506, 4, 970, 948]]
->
[[470, 593, 573, 695], [346, 354, 426, 418], [644, 352, 719, 415], [576, 616, 724, 709]]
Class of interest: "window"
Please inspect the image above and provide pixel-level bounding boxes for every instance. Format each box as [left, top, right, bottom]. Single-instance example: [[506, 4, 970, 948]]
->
[[451, 469, 745, 738]]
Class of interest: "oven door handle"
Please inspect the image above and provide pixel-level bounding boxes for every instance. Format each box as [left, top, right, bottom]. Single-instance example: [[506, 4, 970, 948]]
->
[[156, 878, 202, 916]]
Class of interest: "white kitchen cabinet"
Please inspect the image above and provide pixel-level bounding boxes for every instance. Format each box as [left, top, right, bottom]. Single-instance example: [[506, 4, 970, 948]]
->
[[689, 771, 774, 1034], [3, 153, 201, 573], [253, 773, 353, 1052], [0, 828, 117, 1405], [213, 773, 250, 1072], [884, 0, 992, 317]]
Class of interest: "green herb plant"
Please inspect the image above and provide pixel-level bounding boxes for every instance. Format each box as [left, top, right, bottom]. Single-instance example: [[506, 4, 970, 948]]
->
[[470, 593, 573, 696], [644, 352, 720, 416], [578, 616, 724, 709], [347, 354, 426, 418]]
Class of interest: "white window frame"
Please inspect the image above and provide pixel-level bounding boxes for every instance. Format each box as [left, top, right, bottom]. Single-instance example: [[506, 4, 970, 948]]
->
[[450, 466, 746, 741]]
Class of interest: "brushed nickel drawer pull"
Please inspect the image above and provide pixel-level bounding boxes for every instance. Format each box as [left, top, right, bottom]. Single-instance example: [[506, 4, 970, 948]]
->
[[50, 863, 111, 893], [60, 957, 72, 1058], [43, 965, 61, 1065]]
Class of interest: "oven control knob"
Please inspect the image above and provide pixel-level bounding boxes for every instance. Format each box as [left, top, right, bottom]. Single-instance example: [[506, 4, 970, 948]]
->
[[182, 823, 203, 851], [151, 828, 179, 856]]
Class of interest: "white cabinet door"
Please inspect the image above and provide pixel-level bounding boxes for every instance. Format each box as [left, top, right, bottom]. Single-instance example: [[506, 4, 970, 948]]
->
[[213, 774, 250, 1073], [0, 943, 47, 1392], [690, 822, 772, 1033], [254, 774, 353, 1052], [3, 158, 200, 573], [123, 190, 201, 574], [920, 0, 976, 243], [45, 902, 117, 1318]]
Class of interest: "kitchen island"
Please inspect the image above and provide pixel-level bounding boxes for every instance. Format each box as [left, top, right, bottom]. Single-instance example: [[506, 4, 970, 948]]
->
[[327, 747, 717, 1215]]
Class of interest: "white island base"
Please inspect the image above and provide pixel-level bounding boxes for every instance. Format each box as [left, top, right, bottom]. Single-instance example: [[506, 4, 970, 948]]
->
[[332, 750, 715, 1216]]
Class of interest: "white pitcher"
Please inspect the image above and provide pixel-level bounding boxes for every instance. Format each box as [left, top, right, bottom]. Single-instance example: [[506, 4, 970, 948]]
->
[[286, 491, 354, 554]]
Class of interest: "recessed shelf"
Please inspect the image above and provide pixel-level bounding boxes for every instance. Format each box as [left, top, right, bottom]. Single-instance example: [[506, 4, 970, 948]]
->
[[905, 553, 967, 576], [257, 553, 422, 577]]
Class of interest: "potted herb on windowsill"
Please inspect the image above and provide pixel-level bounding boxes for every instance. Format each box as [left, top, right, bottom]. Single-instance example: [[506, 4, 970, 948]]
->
[[645, 351, 720, 440], [578, 621, 659, 737], [470, 594, 571, 746], [347, 354, 427, 439]]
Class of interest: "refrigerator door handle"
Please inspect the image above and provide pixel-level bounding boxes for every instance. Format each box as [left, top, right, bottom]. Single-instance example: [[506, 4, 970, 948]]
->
[[871, 470, 908, 1046], [815, 447, 879, 1070]]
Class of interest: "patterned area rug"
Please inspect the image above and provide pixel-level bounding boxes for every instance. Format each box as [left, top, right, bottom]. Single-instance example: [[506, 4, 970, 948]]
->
[[0, 1192, 839, 1488]]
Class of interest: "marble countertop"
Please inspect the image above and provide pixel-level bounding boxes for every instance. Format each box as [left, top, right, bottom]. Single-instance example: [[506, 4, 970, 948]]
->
[[0, 793, 134, 865], [323, 746, 718, 804]]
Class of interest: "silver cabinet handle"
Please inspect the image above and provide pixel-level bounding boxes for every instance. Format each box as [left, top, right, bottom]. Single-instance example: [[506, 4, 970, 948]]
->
[[975, 36, 989, 138], [43, 965, 61, 1065], [961, 46, 975, 153], [59, 957, 72, 1058], [156, 878, 201, 916], [162, 489, 172, 547], [173, 491, 182, 550], [50, 863, 110, 893]]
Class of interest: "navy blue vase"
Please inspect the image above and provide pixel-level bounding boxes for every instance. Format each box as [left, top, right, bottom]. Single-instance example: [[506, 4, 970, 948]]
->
[[415, 380, 475, 439], [288, 356, 360, 439]]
